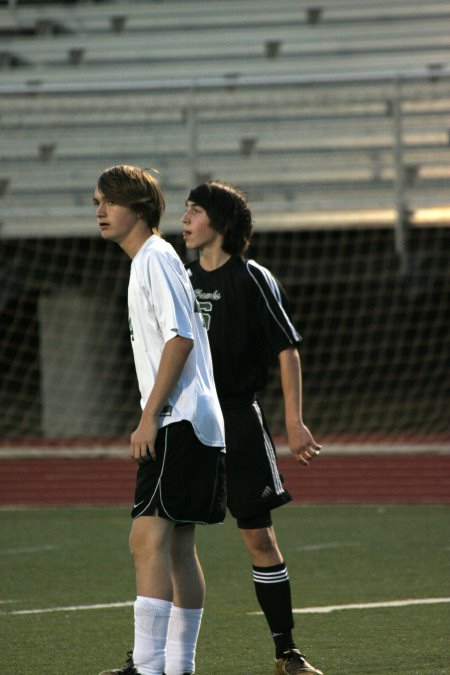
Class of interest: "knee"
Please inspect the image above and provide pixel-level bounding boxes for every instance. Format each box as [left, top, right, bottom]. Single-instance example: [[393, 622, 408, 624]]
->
[[128, 525, 151, 562], [128, 528, 141, 561], [244, 528, 278, 556], [170, 527, 197, 570]]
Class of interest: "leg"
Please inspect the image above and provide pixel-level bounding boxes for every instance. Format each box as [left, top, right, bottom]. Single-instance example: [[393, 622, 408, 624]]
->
[[170, 525, 205, 608], [129, 515, 175, 675], [165, 525, 204, 675], [240, 524, 295, 657], [239, 524, 283, 567], [239, 522, 323, 673], [130, 513, 175, 599]]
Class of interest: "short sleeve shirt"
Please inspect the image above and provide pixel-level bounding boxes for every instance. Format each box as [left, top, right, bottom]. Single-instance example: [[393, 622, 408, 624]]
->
[[128, 236, 225, 448], [186, 256, 301, 403]]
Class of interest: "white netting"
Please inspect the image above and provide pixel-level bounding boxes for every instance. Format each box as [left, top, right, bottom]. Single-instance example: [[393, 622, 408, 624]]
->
[[1, 0, 449, 440], [1, 226, 449, 440]]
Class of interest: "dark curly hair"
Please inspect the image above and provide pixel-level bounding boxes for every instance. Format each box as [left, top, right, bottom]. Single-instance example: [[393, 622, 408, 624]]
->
[[187, 180, 253, 255]]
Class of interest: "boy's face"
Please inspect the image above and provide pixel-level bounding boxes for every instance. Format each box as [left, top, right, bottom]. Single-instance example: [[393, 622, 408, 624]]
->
[[93, 187, 141, 245], [181, 201, 222, 251]]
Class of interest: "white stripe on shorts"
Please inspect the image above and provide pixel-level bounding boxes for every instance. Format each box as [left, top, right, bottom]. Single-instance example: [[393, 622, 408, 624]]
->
[[135, 427, 168, 518], [252, 400, 284, 496]]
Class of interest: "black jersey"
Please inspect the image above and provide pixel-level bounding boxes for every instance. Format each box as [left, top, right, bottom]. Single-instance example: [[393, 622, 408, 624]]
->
[[186, 256, 301, 404]]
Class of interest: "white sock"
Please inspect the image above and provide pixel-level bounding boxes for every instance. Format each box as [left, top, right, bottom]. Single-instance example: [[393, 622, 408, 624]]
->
[[165, 606, 203, 675], [133, 596, 173, 675]]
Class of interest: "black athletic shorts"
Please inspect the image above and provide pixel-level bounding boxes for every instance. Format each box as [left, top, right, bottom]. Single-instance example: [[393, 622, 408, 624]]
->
[[222, 399, 292, 522], [131, 420, 226, 525]]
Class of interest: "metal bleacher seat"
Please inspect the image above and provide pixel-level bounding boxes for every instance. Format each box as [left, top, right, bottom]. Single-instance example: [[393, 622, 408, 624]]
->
[[0, 0, 449, 237]]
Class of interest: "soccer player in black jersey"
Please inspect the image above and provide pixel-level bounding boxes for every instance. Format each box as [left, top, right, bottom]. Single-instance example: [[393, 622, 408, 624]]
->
[[181, 181, 324, 675]]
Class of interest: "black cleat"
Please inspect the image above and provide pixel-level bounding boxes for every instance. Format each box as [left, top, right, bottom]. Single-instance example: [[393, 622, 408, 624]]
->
[[274, 648, 323, 674], [99, 651, 143, 675]]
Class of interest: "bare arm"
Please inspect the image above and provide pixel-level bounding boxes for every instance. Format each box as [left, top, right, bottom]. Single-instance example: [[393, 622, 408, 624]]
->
[[278, 346, 321, 466], [130, 335, 193, 462]]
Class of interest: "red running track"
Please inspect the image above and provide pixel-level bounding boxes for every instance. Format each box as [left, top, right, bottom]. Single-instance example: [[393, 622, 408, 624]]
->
[[0, 454, 448, 507]]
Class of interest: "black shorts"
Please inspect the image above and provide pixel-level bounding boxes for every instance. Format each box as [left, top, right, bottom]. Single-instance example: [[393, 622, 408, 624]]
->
[[222, 399, 292, 522], [131, 420, 226, 525]]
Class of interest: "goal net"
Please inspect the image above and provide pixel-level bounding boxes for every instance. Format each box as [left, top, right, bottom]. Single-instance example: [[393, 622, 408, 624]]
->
[[1, 76, 449, 442], [1, 225, 449, 442]]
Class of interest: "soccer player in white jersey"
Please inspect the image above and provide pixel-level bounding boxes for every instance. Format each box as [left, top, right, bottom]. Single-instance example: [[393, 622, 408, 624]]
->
[[93, 165, 226, 675], [181, 181, 323, 675]]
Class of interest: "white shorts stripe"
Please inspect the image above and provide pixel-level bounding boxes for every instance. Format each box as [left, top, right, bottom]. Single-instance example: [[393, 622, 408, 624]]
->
[[134, 427, 168, 518], [252, 400, 284, 496]]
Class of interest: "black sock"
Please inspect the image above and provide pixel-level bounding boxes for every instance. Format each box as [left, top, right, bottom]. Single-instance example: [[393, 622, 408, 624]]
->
[[252, 562, 296, 658], [273, 631, 296, 659]]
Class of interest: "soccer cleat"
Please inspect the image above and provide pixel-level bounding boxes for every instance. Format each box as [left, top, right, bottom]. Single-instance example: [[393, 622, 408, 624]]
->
[[274, 648, 323, 675], [98, 651, 143, 675], [98, 650, 193, 675]]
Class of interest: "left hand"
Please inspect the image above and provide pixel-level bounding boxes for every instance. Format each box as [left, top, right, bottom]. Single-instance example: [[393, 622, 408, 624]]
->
[[130, 415, 158, 463], [286, 420, 322, 466]]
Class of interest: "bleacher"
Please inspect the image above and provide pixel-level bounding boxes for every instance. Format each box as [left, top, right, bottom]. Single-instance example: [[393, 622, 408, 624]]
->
[[0, 0, 449, 237], [1, 0, 449, 443]]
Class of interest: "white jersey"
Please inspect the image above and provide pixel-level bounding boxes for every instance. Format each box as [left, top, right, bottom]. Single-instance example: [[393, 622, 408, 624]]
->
[[128, 235, 225, 449]]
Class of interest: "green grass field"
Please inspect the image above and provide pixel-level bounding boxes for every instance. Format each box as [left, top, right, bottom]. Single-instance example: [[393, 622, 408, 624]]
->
[[0, 505, 449, 675]]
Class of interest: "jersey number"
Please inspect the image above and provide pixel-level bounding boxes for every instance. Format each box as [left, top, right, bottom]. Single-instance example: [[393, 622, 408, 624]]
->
[[198, 301, 212, 330]]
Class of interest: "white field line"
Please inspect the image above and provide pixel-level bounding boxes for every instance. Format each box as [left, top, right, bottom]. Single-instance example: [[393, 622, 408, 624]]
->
[[7, 597, 450, 617], [296, 541, 361, 551], [0, 446, 130, 459], [10, 601, 134, 615], [0, 442, 449, 459], [0, 545, 58, 555], [276, 443, 450, 456], [250, 597, 450, 615]]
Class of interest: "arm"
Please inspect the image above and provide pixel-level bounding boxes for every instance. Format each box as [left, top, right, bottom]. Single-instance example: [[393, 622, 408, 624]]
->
[[278, 346, 321, 466], [130, 335, 193, 462]]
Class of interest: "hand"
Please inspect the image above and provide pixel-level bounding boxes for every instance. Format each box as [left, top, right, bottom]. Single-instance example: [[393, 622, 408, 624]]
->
[[130, 415, 158, 463], [286, 420, 322, 466]]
